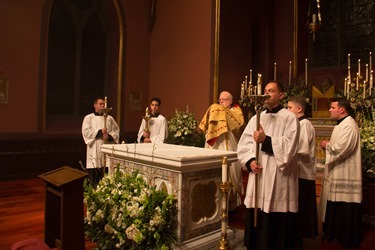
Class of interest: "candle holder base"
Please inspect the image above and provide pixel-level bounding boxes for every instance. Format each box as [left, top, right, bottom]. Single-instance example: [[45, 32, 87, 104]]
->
[[217, 237, 231, 250]]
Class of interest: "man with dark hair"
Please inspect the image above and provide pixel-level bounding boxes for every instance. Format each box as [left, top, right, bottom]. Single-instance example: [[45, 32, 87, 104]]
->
[[82, 97, 119, 184], [137, 97, 168, 143], [287, 96, 318, 245], [237, 81, 300, 250], [319, 98, 362, 248]]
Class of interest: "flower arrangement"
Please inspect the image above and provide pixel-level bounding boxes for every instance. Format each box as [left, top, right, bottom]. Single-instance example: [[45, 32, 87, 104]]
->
[[360, 120, 375, 177], [166, 106, 205, 147], [283, 84, 312, 105], [84, 168, 178, 250]]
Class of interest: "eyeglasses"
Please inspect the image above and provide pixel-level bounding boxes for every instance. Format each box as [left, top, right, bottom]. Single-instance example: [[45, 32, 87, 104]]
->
[[218, 98, 230, 102]]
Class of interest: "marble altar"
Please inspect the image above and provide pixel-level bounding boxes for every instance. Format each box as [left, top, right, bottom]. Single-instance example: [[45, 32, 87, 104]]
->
[[101, 143, 238, 249]]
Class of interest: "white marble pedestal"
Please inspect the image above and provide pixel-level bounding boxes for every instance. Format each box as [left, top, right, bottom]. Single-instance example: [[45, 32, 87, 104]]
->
[[101, 143, 238, 249]]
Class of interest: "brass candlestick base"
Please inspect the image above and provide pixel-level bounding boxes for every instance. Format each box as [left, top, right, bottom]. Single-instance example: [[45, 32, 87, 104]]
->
[[217, 182, 233, 250]]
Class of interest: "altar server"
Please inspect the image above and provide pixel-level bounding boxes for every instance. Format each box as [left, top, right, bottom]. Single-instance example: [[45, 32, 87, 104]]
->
[[319, 98, 362, 248], [287, 96, 318, 245], [137, 97, 168, 143], [237, 81, 300, 250], [82, 97, 119, 184]]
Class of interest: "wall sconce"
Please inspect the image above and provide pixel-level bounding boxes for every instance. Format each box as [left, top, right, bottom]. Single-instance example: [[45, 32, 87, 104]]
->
[[307, 0, 321, 41]]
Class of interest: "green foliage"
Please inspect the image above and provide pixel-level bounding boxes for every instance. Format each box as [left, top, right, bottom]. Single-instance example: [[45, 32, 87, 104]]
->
[[166, 107, 205, 147], [84, 168, 178, 250]]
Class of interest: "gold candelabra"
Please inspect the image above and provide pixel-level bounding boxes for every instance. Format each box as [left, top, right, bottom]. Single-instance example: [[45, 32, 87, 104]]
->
[[307, 0, 321, 41]]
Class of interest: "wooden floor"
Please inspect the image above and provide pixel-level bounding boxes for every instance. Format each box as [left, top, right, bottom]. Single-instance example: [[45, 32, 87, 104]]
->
[[1, 178, 375, 250]]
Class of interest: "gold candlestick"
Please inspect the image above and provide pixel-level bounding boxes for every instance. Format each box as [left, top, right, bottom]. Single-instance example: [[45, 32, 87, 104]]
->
[[217, 181, 233, 250], [143, 107, 151, 133]]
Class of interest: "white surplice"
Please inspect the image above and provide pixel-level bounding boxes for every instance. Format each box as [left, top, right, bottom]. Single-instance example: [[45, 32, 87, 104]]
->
[[82, 114, 119, 169], [237, 108, 300, 213], [137, 114, 168, 143], [298, 118, 316, 181], [319, 116, 362, 221]]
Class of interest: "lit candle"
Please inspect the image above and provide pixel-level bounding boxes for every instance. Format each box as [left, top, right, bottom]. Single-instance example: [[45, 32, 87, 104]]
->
[[222, 156, 228, 183], [348, 66, 351, 84], [348, 53, 351, 68], [344, 77, 347, 96], [366, 64, 369, 82], [245, 75, 248, 92], [370, 52, 372, 75], [356, 73, 359, 91], [312, 14, 317, 23], [249, 69, 253, 85], [104, 96, 107, 108], [364, 80, 366, 99], [257, 74, 262, 95], [305, 59, 308, 85], [347, 80, 350, 100], [241, 83, 244, 99], [348, 54, 351, 83], [288, 61, 292, 86], [370, 73, 373, 96], [274, 62, 277, 80], [358, 59, 361, 77]]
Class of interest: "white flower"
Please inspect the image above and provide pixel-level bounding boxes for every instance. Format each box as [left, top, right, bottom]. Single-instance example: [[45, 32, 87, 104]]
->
[[83, 169, 178, 249]]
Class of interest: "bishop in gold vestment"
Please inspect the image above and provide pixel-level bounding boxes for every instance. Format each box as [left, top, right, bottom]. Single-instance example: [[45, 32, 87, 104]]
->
[[199, 91, 245, 210]]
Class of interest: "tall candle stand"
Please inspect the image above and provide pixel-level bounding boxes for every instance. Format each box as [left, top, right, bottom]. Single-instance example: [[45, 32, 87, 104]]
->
[[100, 106, 112, 173], [217, 181, 233, 250], [247, 95, 270, 227]]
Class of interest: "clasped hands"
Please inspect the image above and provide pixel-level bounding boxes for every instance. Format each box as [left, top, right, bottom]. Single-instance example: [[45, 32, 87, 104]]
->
[[101, 128, 109, 140], [142, 131, 152, 143]]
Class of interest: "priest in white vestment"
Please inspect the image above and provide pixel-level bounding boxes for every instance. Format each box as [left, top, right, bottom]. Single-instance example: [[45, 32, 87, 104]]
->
[[137, 97, 168, 143], [237, 82, 300, 250], [82, 97, 119, 184], [199, 91, 245, 211], [319, 98, 362, 248]]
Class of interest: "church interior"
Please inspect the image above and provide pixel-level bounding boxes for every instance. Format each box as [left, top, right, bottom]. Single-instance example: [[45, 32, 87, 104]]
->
[[1, 0, 375, 249]]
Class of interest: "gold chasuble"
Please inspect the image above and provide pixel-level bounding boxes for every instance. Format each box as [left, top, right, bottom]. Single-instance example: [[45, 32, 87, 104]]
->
[[199, 103, 245, 146]]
